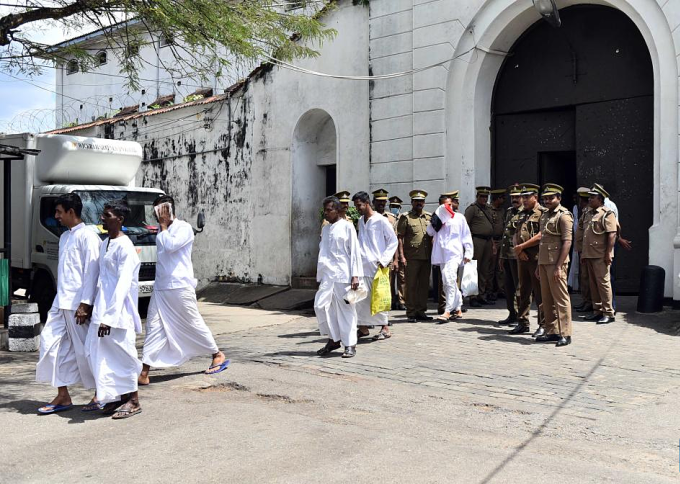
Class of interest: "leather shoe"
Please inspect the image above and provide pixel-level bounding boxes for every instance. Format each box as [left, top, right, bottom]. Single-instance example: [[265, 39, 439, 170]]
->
[[497, 315, 518, 326], [407, 317, 417, 323], [317, 340, 341, 356], [536, 333, 560, 343], [577, 304, 594, 313], [479, 299, 494, 306], [341, 345, 356, 358], [532, 327, 545, 338], [461, 307, 468, 313], [597, 316, 615, 324], [470, 299, 482, 308], [584, 313, 602, 321], [509, 324, 530, 335], [416, 314, 433, 321], [556, 336, 572, 347]]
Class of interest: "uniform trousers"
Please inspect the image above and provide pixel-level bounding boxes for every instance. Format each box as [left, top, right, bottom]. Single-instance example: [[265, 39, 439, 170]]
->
[[501, 258, 519, 318], [579, 259, 591, 306], [390, 265, 406, 306], [441, 259, 463, 313], [585, 258, 614, 317], [404, 258, 431, 317], [36, 308, 95, 389], [471, 237, 493, 300], [491, 241, 504, 297], [517, 257, 544, 328], [357, 275, 389, 327], [539, 263, 572, 337], [314, 280, 358, 347]]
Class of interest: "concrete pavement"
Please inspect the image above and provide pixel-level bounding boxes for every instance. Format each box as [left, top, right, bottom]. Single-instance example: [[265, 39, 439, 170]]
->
[[1, 297, 679, 483]]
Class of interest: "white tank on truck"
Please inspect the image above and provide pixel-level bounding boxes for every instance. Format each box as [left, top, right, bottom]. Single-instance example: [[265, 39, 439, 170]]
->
[[0, 133, 165, 321]]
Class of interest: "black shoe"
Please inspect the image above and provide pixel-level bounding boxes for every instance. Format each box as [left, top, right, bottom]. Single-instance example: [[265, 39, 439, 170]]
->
[[577, 304, 594, 313], [407, 317, 417, 323], [416, 314, 433, 321], [341, 346, 356, 358], [556, 336, 571, 347], [509, 324, 530, 335], [488, 295, 498, 302], [597, 316, 615, 324], [532, 327, 545, 338], [479, 299, 494, 306], [461, 307, 468, 313], [317, 340, 341, 356], [470, 299, 482, 308], [396, 304, 406, 311], [584, 313, 602, 321], [536, 333, 560, 343], [497, 315, 518, 326]]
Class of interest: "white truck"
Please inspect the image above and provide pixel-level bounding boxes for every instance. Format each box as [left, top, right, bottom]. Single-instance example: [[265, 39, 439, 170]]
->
[[0, 133, 165, 320]]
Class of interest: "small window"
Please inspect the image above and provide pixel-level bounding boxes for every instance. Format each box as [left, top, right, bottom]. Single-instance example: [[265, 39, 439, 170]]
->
[[96, 50, 107, 66], [66, 60, 79, 75], [40, 197, 66, 237]]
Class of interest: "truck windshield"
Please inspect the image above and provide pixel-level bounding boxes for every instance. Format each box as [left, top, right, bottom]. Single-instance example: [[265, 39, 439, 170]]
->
[[75, 190, 161, 245]]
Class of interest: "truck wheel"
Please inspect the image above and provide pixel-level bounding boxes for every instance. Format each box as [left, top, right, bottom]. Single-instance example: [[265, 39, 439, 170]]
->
[[29, 275, 56, 323]]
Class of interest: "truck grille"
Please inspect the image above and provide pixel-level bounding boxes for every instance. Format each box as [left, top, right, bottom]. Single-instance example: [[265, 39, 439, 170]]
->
[[139, 263, 156, 282]]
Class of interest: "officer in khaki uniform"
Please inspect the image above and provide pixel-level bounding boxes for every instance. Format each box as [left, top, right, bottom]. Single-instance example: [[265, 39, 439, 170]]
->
[[509, 183, 546, 336], [464, 186, 494, 307], [498, 184, 522, 325], [388, 196, 406, 310], [489, 188, 507, 301], [573, 188, 593, 312], [576, 183, 617, 324], [397, 190, 433, 322], [535, 184, 574, 347]]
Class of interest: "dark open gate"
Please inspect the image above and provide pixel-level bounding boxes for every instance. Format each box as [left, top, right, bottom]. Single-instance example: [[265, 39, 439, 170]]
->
[[492, 5, 653, 293]]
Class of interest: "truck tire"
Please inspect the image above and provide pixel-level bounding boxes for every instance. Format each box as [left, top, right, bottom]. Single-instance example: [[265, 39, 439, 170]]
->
[[29, 274, 56, 323]]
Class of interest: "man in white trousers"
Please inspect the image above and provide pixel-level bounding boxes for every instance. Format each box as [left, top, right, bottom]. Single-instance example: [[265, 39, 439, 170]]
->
[[353, 191, 398, 341], [88, 200, 143, 419], [315, 196, 363, 358], [139, 195, 228, 385], [36, 193, 101, 414], [427, 191, 473, 324]]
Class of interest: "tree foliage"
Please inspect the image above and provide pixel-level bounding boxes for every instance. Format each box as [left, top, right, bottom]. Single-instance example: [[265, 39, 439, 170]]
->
[[0, 0, 338, 87]]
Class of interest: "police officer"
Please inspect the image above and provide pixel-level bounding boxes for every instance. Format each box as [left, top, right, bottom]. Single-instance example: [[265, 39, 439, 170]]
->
[[464, 186, 494, 307], [576, 183, 617, 324], [509, 184, 546, 336], [573, 188, 593, 313], [397, 190, 432, 322], [498, 184, 522, 326], [489, 188, 507, 301], [389, 196, 406, 310], [535, 184, 574, 347]]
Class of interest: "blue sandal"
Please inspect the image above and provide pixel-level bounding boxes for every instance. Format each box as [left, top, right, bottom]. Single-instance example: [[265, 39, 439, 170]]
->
[[38, 403, 73, 415], [205, 359, 230, 375]]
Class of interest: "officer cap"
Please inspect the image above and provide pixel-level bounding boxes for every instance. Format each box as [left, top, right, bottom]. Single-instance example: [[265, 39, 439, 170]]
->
[[519, 183, 541, 196], [475, 186, 491, 195], [372, 188, 389, 201], [542, 183, 564, 196], [389, 196, 403, 206], [334, 190, 351, 203], [490, 188, 506, 197], [440, 190, 460, 200], [409, 189, 428, 200], [576, 186, 590, 198], [508, 184, 522, 196], [588, 183, 610, 199]]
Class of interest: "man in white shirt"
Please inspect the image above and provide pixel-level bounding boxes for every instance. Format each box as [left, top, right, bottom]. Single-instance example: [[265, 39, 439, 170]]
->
[[353, 191, 398, 341], [139, 195, 227, 385], [315, 196, 363, 358], [88, 200, 143, 419], [36, 193, 101, 414], [427, 191, 473, 323]]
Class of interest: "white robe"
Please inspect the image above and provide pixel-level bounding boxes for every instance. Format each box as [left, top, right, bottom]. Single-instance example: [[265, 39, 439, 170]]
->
[[87, 235, 142, 404], [427, 208, 474, 313], [142, 220, 218, 367], [36, 222, 100, 389], [315, 219, 363, 347], [356, 213, 398, 327]]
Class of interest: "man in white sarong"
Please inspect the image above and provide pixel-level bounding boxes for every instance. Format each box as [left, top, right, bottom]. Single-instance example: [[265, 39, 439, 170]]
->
[[353, 191, 398, 341], [36, 193, 100, 415], [139, 195, 227, 385], [427, 191, 473, 323], [315, 196, 363, 358], [88, 200, 143, 419]]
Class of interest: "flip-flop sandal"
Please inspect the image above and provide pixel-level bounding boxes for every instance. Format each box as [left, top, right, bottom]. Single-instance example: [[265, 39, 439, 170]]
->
[[81, 401, 104, 412], [205, 359, 230, 375], [37, 403, 73, 415], [372, 330, 392, 340], [102, 396, 131, 415], [111, 406, 142, 420]]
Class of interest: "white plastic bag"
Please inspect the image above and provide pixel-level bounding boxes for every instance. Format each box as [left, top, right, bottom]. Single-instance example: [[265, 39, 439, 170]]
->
[[460, 260, 479, 297], [344, 282, 368, 305]]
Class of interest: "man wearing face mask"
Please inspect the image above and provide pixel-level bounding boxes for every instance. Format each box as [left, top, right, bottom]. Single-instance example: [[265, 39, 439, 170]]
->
[[397, 190, 433, 322], [388, 196, 406, 310]]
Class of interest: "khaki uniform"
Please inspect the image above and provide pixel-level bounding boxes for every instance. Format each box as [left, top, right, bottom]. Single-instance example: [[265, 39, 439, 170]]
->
[[383, 212, 406, 307], [538, 205, 574, 337], [490, 206, 506, 298], [499, 207, 521, 318], [397, 210, 432, 318], [576, 206, 617, 317], [575, 210, 592, 307], [516, 203, 546, 327], [464, 203, 494, 300]]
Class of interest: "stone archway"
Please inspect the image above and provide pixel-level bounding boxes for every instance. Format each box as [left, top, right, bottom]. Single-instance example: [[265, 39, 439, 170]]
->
[[291, 109, 337, 280], [445, 0, 679, 299]]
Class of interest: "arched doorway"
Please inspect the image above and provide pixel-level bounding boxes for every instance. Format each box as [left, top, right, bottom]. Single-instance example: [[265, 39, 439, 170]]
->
[[491, 5, 653, 292], [291, 109, 337, 281]]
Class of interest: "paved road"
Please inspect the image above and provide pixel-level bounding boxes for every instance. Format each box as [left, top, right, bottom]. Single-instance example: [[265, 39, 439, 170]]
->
[[1, 297, 679, 483]]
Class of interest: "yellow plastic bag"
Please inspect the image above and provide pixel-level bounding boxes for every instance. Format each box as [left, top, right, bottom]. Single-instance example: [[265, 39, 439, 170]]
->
[[370, 266, 392, 315]]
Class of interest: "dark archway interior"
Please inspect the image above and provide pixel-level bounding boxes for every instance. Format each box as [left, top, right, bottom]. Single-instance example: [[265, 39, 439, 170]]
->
[[492, 5, 653, 293]]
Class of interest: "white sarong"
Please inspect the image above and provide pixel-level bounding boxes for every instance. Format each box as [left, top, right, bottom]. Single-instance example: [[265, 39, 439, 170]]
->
[[36, 308, 95, 389], [442, 259, 463, 313], [356, 275, 389, 327], [314, 280, 358, 347], [142, 287, 219, 368]]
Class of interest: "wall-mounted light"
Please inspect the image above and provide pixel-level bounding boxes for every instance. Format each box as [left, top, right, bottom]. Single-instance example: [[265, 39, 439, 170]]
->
[[532, 0, 561, 28]]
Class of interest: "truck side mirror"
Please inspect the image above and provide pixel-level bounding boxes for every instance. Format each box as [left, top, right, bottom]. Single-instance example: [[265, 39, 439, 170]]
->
[[195, 212, 205, 233]]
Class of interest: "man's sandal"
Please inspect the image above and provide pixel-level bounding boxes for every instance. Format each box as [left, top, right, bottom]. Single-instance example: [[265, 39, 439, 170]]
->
[[372, 330, 392, 341], [111, 402, 142, 420], [317, 340, 341, 356], [102, 396, 130, 415]]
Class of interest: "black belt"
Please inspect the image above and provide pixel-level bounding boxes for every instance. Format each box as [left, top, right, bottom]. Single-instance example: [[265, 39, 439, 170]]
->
[[493, 236, 502, 241], [472, 235, 492, 240]]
